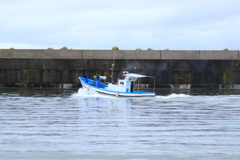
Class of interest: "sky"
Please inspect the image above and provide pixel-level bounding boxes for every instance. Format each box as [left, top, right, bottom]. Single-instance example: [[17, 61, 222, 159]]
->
[[0, 0, 240, 50]]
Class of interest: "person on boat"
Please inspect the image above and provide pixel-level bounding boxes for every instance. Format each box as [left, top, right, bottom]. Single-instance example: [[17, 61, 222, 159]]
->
[[95, 73, 100, 87], [84, 71, 91, 83]]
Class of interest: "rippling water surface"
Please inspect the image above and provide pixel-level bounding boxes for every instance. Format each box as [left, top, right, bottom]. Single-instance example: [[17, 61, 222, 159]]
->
[[1, 89, 240, 160]]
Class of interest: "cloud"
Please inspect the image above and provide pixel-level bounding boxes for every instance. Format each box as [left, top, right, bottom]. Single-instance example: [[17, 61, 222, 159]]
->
[[0, 0, 240, 50]]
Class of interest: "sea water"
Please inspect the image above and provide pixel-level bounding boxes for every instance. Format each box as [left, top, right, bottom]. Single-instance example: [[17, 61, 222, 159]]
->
[[0, 89, 240, 160]]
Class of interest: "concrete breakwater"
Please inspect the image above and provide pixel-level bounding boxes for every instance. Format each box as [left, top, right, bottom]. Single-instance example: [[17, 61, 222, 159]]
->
[[0, 49, 240, 89]]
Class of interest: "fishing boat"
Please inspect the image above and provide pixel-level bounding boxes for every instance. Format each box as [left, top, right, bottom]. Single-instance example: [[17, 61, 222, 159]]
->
[[78, 73, 156, 97]]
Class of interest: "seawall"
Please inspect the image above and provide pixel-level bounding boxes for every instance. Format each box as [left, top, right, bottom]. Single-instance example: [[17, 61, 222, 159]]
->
[[0, 49, 240, 89]]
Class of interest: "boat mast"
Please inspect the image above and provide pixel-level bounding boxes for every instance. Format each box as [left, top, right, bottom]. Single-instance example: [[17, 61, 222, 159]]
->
[[111, 50, 115, 82]]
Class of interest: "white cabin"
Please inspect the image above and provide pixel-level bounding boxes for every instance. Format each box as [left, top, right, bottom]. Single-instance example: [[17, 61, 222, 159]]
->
[[107, 73, 149, 93]]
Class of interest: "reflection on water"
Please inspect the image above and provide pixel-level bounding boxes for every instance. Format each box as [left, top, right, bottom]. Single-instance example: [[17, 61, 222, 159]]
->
[[0, 89, 240, 160]]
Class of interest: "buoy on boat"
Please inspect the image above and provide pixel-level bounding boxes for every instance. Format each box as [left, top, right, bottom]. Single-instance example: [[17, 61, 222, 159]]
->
[[116, 93, 119, 97]]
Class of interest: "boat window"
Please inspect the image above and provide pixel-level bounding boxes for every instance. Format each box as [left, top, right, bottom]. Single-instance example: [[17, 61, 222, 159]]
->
[[120, 82, 124, 85]]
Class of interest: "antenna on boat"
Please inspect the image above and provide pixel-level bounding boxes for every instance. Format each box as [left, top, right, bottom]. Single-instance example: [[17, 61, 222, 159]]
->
[[111, 50, 116, 82], [111, 63, 114, 82]]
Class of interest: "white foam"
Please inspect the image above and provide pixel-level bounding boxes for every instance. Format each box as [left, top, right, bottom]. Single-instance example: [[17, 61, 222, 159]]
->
[[155, 93, 191, 99], [71, 88, 116, 99]]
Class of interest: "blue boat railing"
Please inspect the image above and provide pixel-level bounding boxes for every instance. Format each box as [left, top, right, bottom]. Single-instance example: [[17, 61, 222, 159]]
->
[[82, 78, 106, 89]]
